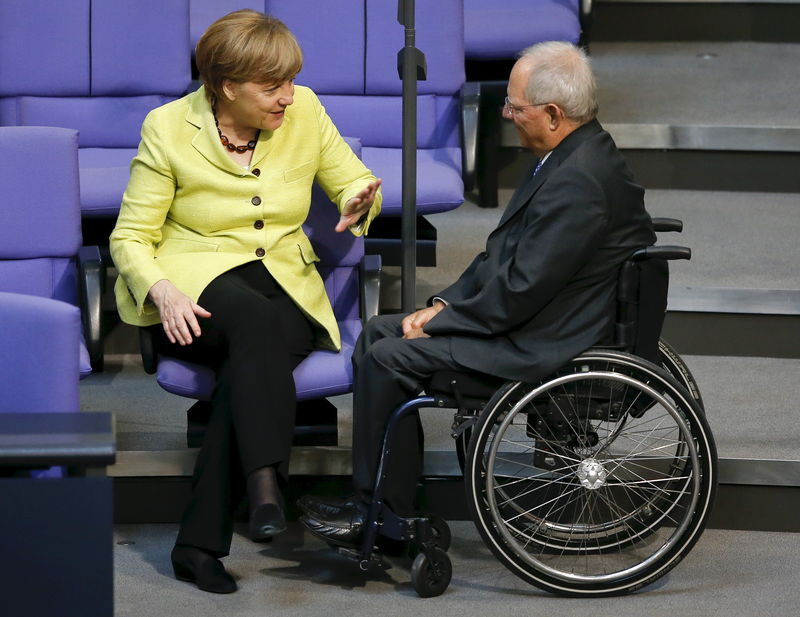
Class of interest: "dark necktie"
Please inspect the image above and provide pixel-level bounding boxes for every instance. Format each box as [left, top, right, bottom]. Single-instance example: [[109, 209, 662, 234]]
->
[[533, 158, 545, 176]]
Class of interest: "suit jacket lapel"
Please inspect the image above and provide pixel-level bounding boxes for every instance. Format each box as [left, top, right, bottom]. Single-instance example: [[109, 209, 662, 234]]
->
[[186, 86, 273, 176], [493, 119, 605, 232], [495, 161, 553, 229]]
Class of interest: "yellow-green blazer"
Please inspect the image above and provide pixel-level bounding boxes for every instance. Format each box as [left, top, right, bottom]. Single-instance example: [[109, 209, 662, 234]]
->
[[110, 85, 381, 351]]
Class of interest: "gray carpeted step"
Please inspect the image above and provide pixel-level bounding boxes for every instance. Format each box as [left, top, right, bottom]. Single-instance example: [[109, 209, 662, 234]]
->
[[91, 188, 800, 474], [647, 188, 798, 292], [497, 42, 800, 152], [594, 42, 800, 128], [92, 352, 800, 479]]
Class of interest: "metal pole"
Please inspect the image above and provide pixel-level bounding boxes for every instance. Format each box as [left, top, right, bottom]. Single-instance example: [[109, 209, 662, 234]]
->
[[399, 0, 417, 313]]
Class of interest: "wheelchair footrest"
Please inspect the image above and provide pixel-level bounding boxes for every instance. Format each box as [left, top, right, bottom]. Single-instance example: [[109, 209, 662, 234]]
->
[[336, 546, 384, 571]]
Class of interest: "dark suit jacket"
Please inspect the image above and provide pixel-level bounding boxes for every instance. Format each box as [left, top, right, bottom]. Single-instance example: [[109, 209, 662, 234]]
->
[[423, 119, 656, 382]]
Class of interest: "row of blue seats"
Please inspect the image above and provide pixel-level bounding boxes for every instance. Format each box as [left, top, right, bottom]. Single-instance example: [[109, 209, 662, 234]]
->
[[0, 0, 587, 222], [0, 125, 377, 434], [192, 0, 585, 61]]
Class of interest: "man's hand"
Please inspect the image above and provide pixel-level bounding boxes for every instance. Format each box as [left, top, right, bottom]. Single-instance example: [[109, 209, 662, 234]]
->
[[403, 328, 430, 340], [335, 178, 382, 232], [148, 279, 212, 346], [401, 300, 446, 339]]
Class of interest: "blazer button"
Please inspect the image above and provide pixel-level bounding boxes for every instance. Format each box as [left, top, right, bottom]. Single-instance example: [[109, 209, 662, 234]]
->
[[251, 196, 262, 206], [254, 220, 264, 230], [255, 248, 265, 257], [252, 168, 261, 176]]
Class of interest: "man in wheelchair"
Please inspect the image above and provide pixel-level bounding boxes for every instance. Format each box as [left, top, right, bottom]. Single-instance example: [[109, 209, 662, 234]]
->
[[300, 41, 660, 564]]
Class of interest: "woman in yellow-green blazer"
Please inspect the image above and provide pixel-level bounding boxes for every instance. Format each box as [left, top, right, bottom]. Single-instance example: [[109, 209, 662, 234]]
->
[[109, 11, 381, 594]]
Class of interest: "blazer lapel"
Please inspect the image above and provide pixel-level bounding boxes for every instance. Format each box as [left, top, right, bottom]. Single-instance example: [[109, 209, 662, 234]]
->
[[186, 87, 257, 176], [494, 162, 551, 229], [493, 119, 605, 231], [248, 122, 277, 170]]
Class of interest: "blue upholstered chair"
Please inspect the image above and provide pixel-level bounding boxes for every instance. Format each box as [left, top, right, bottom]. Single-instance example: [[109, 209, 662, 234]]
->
[[0, 291, 82, 479], [0, 292, 81, 414], [0, 0, 191, 220], [464, 0, 589, 61], [189, 0, 262, 50], [138, 138, 381, 445], [0, 127, 103, 375]]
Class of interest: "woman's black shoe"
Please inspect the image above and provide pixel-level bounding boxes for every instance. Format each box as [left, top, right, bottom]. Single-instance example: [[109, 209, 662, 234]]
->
[[170, 545, 237, 594], [249, 502, 287, 542]]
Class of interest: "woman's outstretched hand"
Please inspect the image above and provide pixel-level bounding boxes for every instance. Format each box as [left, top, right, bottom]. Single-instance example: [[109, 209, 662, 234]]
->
[[148, 279, 212, 346], [335, 178, 382, 232]]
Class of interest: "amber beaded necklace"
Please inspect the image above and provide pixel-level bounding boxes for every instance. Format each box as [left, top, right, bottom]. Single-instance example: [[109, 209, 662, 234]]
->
[[213, 109, 259, 153]]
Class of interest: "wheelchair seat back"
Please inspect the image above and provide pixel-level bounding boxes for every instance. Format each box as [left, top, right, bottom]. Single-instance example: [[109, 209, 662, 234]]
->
[[430, 247, 674, 405], [614, 256, 669, 364]]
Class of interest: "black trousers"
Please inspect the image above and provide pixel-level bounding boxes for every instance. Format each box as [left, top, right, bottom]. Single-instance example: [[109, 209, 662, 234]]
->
[[351, 314, 466, 516], [151, 261, 314, 556]]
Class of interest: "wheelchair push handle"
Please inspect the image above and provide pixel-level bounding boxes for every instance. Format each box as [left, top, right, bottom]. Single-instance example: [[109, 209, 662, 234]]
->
[[652, 217, 683, 233], [631, 245, 691, 261]]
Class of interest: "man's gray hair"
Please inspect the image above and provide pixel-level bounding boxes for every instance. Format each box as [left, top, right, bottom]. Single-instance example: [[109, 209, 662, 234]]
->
[[519, 42, 598, 123]]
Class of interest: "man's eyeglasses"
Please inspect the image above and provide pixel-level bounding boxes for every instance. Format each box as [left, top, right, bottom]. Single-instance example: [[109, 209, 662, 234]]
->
[[504, 96, 549, 116]]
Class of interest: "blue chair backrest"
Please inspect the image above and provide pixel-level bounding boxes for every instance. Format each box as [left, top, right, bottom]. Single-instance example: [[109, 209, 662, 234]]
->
[[0, 292, 80, 413], [464, 0, 581, 60], [189, 0, 262, 49], [0, 0, 191, 217], [304, 185, 363, 324], [304, 137, 365, 324], [0, 127, 82, 305], [271, 0, 465, 216]]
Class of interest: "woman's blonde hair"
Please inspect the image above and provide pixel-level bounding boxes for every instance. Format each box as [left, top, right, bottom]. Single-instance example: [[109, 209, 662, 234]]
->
[[195, 10, 303, 104]]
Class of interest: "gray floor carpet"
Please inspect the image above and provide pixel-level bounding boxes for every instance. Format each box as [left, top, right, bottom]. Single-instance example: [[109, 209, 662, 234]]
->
[[114, 522, 800, 617], [592, 42, 800, 127]]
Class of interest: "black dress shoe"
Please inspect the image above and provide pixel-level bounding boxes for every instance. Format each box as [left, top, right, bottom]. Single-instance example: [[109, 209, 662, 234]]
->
[[300, 502, 367, 548], [297, 494, 363, 520], [249, 502, 286, 542], [170, 545, 237, 594]]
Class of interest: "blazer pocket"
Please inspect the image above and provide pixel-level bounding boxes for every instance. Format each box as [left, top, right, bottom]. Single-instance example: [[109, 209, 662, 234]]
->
[[156, 238, 219, 257], [283, 160, 316, 183], [298, 237, 320, 265]]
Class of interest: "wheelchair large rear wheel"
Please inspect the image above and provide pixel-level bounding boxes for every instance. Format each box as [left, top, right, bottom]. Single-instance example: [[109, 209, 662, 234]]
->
[[465, 351, 716, 596], [455, 339, 703, 475], [658, 339, 704, 410]]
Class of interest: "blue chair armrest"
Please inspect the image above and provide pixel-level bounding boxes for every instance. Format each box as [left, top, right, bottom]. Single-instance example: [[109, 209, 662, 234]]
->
[[461, 82, 481, 192], [139, 327, 158, 375], [360, 254, 382, 325], [580, 0, 594, 47], [78, 245, 105, 372]]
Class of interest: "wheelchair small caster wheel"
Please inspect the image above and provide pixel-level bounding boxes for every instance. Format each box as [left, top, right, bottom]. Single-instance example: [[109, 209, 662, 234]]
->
[[411, 547, 452, 598], [409, 514, 452, 560]]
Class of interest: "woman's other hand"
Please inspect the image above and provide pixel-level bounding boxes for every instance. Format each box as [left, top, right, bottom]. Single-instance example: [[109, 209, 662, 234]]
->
[[149, 279, 212, 345], [335, 178, 382, 232]]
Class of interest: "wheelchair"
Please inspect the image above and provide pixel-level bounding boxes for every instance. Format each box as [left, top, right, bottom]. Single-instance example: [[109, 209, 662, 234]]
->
[[333, 218, 716, 598]]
